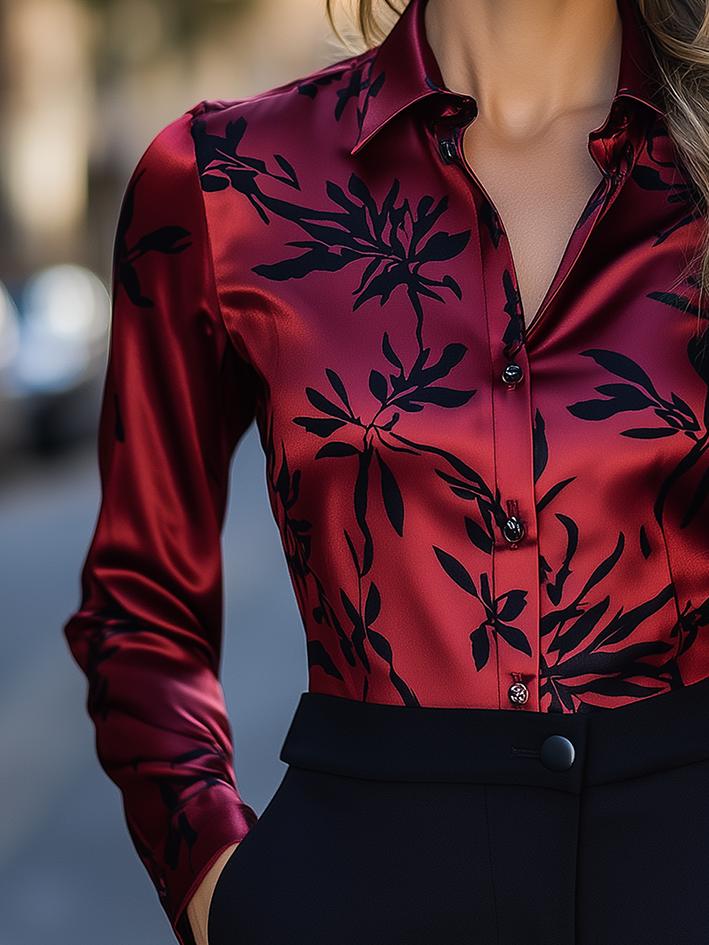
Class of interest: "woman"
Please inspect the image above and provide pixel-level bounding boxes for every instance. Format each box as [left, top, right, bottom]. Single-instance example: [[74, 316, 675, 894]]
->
[[63, 0, 709, 943]]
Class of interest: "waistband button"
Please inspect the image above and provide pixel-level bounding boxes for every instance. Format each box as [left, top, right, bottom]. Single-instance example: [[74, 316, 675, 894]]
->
[[540, 734, 575, 771]]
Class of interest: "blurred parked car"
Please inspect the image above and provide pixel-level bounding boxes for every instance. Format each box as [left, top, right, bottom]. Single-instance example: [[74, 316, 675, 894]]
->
[[8, 264, 111, 454]]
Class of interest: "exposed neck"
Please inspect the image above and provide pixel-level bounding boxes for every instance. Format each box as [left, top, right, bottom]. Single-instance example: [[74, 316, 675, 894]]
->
[[423, 0, 623, 139]]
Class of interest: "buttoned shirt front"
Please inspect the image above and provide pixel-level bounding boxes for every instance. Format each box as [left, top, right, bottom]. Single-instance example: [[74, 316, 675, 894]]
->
[[63, 0, 709, 941]]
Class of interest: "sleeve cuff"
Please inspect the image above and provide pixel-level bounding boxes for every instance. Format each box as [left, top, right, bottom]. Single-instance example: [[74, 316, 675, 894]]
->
[[161, 786, 260, 945]]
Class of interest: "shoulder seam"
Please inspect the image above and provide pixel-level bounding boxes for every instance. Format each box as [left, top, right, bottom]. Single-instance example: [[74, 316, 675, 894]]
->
[[182, 50, 374, 121]]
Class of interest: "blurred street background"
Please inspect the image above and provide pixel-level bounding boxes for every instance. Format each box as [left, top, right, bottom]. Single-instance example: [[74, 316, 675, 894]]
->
[[0, 1, 364, 942]]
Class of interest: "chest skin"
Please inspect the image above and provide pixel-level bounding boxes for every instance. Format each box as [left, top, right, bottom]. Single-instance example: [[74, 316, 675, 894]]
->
[[461, 105, 610, 329]]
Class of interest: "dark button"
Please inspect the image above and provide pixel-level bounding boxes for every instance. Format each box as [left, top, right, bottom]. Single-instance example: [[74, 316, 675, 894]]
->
[[501, 362, 524, 386], [453, 96, 478, 119], [540, 734, 576, 771], [508, 681, 529, 705], [502, 515, 525, 544], [609, 97, 630, 129], [439, 136, 457, 162]]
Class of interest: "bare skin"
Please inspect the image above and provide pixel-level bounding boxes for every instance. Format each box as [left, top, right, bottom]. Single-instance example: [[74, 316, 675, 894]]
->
[[424, 0, 625, 329], [187, 841, 239, 945], [187, 1, 625, 940]]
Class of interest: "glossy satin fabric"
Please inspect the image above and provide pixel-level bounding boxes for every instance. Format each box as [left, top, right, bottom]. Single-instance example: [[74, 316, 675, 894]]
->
[[62, 0, 709, 941]]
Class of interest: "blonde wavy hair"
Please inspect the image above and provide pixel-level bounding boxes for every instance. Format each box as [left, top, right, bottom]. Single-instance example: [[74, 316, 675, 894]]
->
[[326, 0, 709, 344]]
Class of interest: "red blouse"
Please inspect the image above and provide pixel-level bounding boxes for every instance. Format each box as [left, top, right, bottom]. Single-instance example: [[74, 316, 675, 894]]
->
[[63, 0, 709, 941]]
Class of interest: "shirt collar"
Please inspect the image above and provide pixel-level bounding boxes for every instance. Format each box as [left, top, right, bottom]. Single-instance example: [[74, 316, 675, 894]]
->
[[350, 0, 665, 157]]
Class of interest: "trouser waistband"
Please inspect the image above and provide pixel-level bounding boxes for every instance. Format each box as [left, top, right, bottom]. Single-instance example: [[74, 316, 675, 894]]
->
[[279, 678, 709, 793]]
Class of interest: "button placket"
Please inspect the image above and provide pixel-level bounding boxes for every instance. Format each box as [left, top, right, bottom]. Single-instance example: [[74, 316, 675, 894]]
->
[[443, 112, 541, 710], [489, 263, 540, 707], [488, 340, 540, 708]]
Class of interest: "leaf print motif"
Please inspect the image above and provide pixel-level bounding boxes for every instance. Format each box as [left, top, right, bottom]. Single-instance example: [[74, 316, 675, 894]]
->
[[538, 526, 679, 711], [532, 409, 578, 516], [307, 639, 345, 681], [253, 176, 470, 348], [261, 402, 421, 701], [83, 604, 135, 720], [575, 176, 611, 228], [633, 121, 703, 244], [432, 546, 531, 671], [537, 476, 577, 517], [363, 582, 418, 704], [333, 56, 385, 129], [532, 412, 586, 597], [522, 400, 706, 712], [477, 195, 503, 249], [71, 603, 252, 899], [261, 411, 356, 672], [157, 753, 229, 871], [639, 523, 652, 558], [113, 168, 191, 308], [296, 67, 348, 101], [433, 466, 504, 554], [544, 513, 578, 607], [353, 64, 386, 131], [191, 114, 300, 222], [532, 408, 549, 482], [78, 601, 244, 891], [193, 113, 471, 344], [270, 438, 312, 586], [575, 348, 662, 397], [501, 268, 525, 354], [376, 450, 404, 536], [298, 55, 384, 127], [262, 56, 385, 149], [353, 445, 375, 575], [341, 530, 419, 705], [567, 346, 709, 527], [463, 513, 494, 555], [673, 594, 709, 661], [380, 335, 474, 407], [293, 336, 476, 551], [648, 289, 702, 318]]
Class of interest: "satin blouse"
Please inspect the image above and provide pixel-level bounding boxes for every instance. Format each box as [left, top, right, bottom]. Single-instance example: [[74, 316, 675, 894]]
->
[[63, 0, 709, 941]]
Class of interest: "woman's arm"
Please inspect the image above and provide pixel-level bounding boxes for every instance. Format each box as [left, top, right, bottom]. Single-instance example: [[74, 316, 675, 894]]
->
[[62, 108, 259, 945]]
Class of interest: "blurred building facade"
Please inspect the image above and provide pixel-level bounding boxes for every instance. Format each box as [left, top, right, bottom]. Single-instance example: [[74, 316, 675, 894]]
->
[[0, 0, 360, 286]]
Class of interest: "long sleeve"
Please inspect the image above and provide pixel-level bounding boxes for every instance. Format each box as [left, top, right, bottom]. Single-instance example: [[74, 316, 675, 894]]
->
[[62, 109, 260, 945]]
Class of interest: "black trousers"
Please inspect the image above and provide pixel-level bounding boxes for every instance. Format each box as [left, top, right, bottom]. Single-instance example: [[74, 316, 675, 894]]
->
[[208, 679, 709, 945]]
